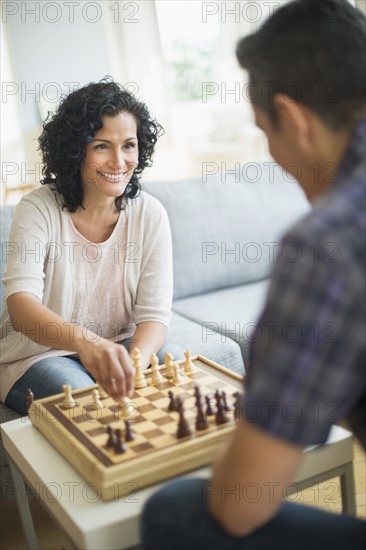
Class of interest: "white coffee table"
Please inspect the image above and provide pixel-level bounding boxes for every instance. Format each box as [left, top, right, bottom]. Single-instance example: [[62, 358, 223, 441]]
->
[[1, 418, 356, 550]]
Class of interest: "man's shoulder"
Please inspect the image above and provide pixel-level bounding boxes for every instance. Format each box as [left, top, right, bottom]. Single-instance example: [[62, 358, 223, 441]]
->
[[285, 176, 365, 256]]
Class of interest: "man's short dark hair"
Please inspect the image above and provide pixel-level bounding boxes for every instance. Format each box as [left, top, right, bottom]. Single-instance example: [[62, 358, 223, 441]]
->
[[236, 0, 366, 130]]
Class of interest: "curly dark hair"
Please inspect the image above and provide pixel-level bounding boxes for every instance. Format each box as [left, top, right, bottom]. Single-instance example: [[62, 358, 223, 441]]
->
[[38, 78, 164, 211]]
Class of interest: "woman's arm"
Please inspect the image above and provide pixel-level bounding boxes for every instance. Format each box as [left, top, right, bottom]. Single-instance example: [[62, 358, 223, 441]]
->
[[130, 321, 168, 369], [7, 292, 134, 399]]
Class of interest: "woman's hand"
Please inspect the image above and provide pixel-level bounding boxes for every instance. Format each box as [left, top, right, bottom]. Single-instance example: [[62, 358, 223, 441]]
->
[[77, 338, 134, 400], [7, 292, 134, 400]]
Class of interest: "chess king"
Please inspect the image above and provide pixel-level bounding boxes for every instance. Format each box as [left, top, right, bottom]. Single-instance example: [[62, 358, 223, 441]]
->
[[0, 79, 183, 415], [142, 1, 366, 549]]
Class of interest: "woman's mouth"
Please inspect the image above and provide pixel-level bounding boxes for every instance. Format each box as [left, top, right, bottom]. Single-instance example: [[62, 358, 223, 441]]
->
[[98, 171, 128, 183]]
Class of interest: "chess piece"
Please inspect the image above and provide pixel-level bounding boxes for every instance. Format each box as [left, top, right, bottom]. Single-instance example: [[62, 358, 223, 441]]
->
[[183, 349, 194, 374], [97, 384, 108, 399], [176, 397, 192, 439], [195, 399, 208, 431], [106, 425, 116, 448], [125, 420, 136, 442], [168, 390, 178, 412], [233, 392, 241, 422], [92, 389, 103, 409], [173, 363, 184, 385], [194, 385, 201, 406], [215, 399, 229, 425], [118, 396, 133, 419], [165, 353, 174, 378], [114, 428, 127, 454], [62, 384, 76, 409], [151, 353, 164, 384], [132, 347, 147, 388], [25, 388, 34, 410], [222, 391, 231, 412], [205, 395, 215, 416]]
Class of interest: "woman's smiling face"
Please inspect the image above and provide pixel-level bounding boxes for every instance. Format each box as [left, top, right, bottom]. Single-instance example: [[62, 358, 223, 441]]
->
[[80, 111, 139, 200]]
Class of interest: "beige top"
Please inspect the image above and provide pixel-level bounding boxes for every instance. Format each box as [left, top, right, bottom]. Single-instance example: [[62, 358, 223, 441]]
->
[[0, 185, 173, 402]]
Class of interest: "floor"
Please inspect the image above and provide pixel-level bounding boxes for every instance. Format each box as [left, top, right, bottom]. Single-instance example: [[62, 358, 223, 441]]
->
[[0, 440, 365, 550]]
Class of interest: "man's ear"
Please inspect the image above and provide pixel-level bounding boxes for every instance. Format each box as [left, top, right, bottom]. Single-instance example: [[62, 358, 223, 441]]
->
[[273, 94, 313, 153]]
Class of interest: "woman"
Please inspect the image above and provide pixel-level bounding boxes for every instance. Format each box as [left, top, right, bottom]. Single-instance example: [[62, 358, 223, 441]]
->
[[1, 79, 178, 415]]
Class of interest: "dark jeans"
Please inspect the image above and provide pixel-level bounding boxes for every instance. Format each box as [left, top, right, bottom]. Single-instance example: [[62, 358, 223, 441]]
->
[[6, 339, 184, 415], [141, 478, 366, 550]]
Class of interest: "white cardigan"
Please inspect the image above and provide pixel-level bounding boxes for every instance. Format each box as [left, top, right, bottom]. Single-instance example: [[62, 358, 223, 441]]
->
[[0, 185, 173, 366]]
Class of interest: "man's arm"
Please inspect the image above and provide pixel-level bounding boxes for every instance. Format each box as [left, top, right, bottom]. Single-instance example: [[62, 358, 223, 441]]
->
[[208, 419, 303, 537]]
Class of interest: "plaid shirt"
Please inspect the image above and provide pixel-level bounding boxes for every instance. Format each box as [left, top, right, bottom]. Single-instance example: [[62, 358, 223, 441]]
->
[[242, 118, 366, 449]]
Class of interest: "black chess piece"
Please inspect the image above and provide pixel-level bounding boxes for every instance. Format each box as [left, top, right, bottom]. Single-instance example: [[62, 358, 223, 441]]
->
[[195, 399, 208, 431], [114, 428, 127, 454], [106, 425, 116, 447], [194, 385, 202, 407], [176, 398, 192, 439], [168, 391, 178, 412], [222, 391, 231, 412], [233, 392, 241, 422], [205, 395, 215, 416], [215, 399, 229, 425], [125, 419, 135, 441]]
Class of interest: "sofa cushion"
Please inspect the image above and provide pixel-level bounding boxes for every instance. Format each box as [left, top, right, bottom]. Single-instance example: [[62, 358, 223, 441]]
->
[[143, 163, 310, 300], [173, 278, 270, 365], [168, 312, 244, 375]]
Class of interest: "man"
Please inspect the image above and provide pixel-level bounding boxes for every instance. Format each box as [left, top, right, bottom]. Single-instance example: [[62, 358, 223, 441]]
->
[[141, 1, 366, 548]]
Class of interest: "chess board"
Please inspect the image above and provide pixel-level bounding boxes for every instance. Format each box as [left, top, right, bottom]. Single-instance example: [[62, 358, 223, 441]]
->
[[28, 355, 243, 501]]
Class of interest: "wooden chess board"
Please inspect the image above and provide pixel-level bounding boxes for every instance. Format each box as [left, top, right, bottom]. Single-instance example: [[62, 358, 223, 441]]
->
[[28, 355, 243, 501]]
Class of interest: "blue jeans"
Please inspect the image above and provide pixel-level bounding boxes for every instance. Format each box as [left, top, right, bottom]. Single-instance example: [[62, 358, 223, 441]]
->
[[141, 478, 366, 550], [5, 339, 184, 416]]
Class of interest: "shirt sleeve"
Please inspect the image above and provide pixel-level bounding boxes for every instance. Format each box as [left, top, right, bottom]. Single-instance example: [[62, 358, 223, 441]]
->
[[2, 197, 49, 302], [241, 224, 365, 446], [133, 205, 173, 327]]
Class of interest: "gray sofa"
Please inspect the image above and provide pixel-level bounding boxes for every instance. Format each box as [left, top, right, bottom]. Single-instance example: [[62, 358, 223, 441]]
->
[[0, 162, 310, 498]]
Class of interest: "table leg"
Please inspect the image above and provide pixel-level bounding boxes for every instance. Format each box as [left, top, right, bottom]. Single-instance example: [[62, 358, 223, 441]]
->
[[6, 453, 39, 550]]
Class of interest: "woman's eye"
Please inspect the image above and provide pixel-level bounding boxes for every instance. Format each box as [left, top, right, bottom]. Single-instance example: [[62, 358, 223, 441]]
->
[[125, 142, 136, 150], [95, 143, 108, 150]]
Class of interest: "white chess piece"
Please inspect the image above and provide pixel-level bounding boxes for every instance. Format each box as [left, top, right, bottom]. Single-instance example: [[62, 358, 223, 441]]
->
[[165, 352, 174, 378], [132, 347, 147, 388], [151, 353, 164, 385], [118, 396, 133, 419], [62, 384, 76, 409], [92, 389, 103, 409], [173, 363, 184, 385], [97, 384, 108, 399], [183, 349, 194, 374]]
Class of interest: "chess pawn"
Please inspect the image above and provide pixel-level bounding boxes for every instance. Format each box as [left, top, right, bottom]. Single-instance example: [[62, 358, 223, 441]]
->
[[97, 384, 108, 399], [132, 347, 147, 388], [114, 429, 127, 454], [106, 425, 116, 448], [151, 353, 164, 385], [92, 389, 103, 410], [62, 384, 76, 409], [183, 349, 194, 374], [205, 395, 215, 416], [124, 420, 136, 442], [118, 396, 133, 419], [173, 364, 184, 385], [176, 397, 192, 439], [164, 353, 174, 378]]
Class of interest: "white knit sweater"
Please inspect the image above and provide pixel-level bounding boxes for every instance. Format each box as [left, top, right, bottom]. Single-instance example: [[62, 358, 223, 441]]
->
[[0, 185, 173, 398]]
